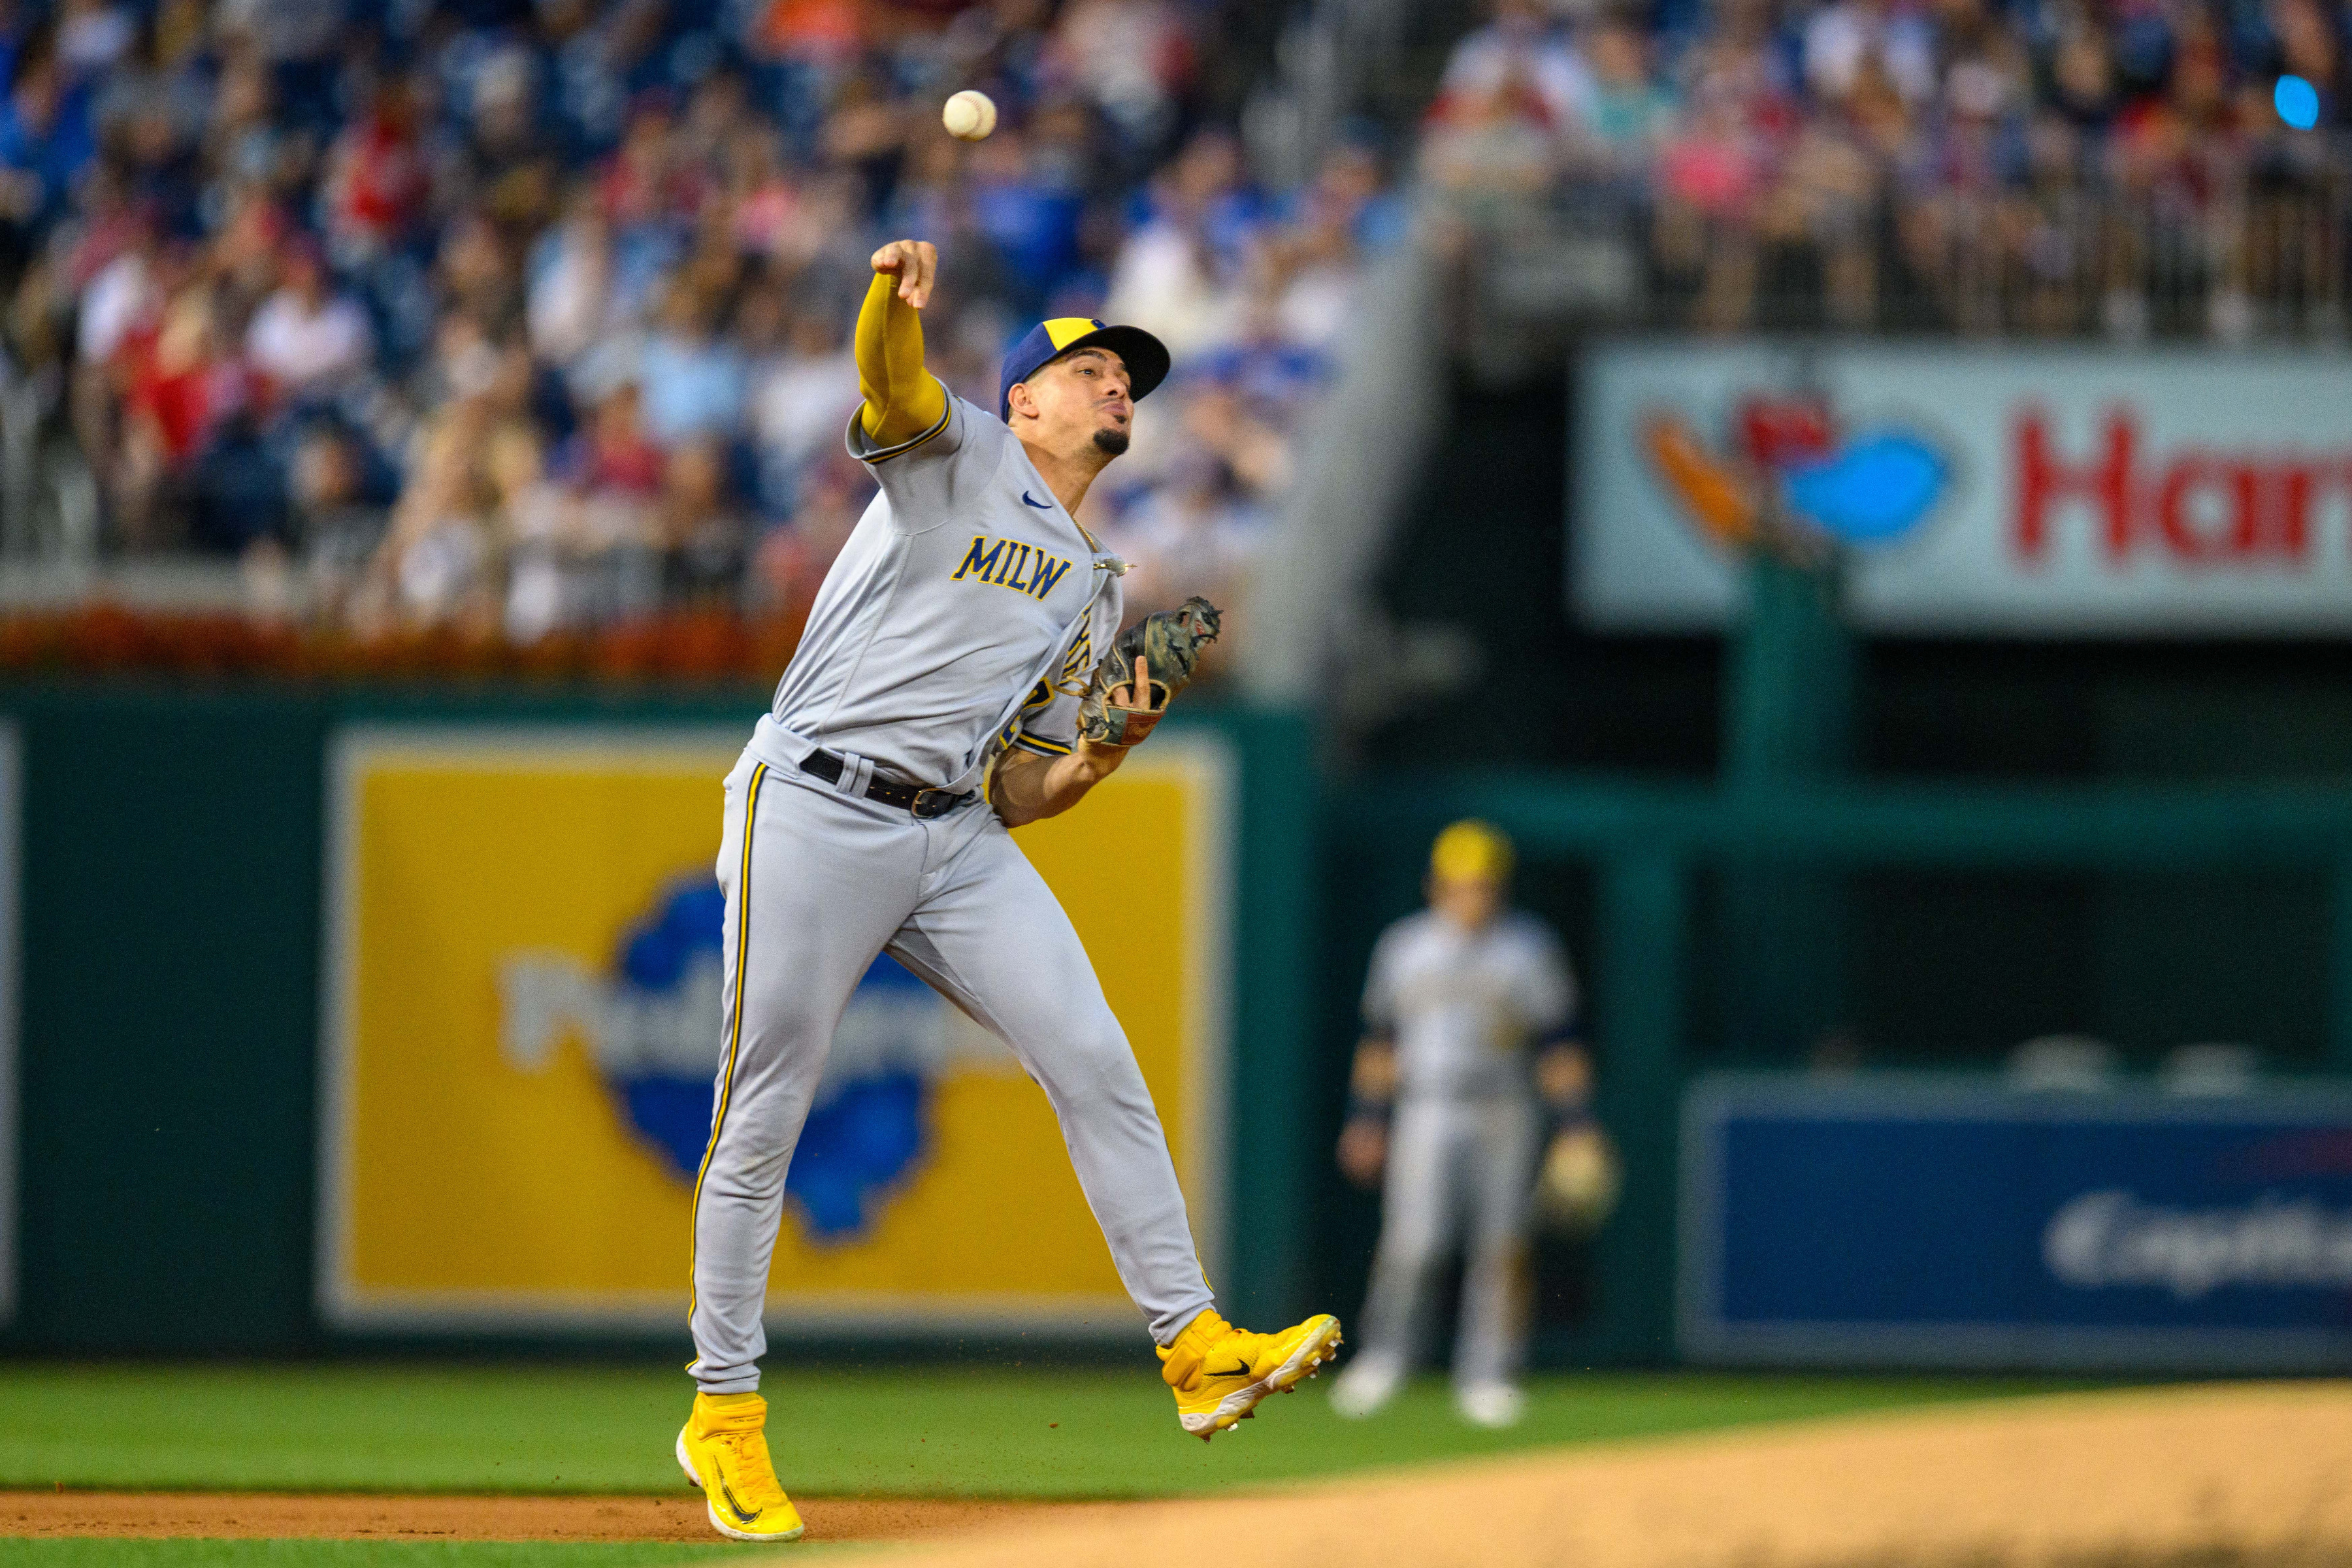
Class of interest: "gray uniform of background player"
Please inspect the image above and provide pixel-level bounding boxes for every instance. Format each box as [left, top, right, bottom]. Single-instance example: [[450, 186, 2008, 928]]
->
[[1351, 910, 1575, 1388], [689, 389, 1216, 1393]]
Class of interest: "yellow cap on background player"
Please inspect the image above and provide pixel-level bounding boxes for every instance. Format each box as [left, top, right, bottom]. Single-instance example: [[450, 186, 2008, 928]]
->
[[1430, 820, 1512, 885]]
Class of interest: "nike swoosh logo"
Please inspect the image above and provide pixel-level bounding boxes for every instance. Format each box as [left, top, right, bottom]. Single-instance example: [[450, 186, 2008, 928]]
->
[[1022, 491, 1053, 509], [718, 1478, 762, 1523], [1215, 1360, 1253, 1379]]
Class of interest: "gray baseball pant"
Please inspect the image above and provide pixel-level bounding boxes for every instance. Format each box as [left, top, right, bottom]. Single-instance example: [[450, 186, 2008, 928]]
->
[[688, 751, 1215, 1392], [1354, 1096, 1541, 1388]]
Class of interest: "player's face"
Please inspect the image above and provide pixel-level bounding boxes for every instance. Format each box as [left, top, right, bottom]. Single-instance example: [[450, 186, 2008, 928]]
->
[[1024, 349, 1132, 457], [1429, 874, 1503, 931]]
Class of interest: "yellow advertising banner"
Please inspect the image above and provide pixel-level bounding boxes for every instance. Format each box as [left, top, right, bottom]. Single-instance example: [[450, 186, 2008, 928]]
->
[[319, 727, 1230, 1333]]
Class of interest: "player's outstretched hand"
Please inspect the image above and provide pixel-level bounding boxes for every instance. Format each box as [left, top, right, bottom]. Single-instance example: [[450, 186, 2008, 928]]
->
[[870, 239, 938, 309]]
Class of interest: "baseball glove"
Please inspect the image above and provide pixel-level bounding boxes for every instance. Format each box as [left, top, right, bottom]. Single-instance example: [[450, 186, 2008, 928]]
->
[[1532, 1122, 1623, 1237], [1077, 596, 1221, 747]]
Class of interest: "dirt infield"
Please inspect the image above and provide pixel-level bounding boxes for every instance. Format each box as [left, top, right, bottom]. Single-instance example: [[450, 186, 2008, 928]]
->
[[857, 1382, 2352, 1568], [0, 1490, 1128, 1542]]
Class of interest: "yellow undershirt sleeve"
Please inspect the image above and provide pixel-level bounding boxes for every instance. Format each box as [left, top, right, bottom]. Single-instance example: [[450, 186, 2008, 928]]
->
[[855, 270, 947, 447]]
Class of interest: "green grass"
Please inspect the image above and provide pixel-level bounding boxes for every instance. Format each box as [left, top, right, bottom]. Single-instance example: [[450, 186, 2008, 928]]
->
[[0, 1363, 2125, 1500]]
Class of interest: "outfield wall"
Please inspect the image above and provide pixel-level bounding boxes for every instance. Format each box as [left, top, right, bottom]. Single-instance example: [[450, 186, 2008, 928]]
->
[[0, 685, 1320, 1355], [6, 681, 2352, 1367]]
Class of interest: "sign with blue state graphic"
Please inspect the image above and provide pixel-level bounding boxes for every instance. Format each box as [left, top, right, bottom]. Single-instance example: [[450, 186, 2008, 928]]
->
[[1578, 342, 2352, 636], [1680, 1073, 2352, 1370], [321, 725, 1231, 1334]]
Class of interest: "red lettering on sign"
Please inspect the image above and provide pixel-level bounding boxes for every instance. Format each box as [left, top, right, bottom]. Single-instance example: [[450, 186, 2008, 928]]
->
[[2152, 455, 2262, 563], [2014, 410, 2134, 562], [2012, 412, 2352, 568]]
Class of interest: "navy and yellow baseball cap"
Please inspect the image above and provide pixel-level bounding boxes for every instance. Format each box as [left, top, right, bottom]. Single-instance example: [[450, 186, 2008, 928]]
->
[[999, 317, 1171, 418]]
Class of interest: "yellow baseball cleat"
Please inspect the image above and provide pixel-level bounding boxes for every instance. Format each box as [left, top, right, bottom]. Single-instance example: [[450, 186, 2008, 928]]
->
[[676, 1392, 807, 1543], [1158, 1307, 1343, 1440]]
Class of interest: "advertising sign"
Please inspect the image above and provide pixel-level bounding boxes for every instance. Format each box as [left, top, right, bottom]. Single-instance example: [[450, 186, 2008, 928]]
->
[[321, 726, 1230, 1334], [1577, 341, 2352, 634], [1681, 1074, 2352, 1369]]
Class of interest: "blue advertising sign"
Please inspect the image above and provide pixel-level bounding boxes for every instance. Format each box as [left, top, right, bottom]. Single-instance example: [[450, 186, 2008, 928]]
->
[[1680, 1074, 2352, 1369]]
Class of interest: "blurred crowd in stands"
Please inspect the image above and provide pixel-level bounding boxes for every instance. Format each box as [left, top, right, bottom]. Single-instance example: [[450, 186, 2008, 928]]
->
[[7, 0, 2348, 666], [1423, 0, 2350, 338], [0, 0, 1399, 660]]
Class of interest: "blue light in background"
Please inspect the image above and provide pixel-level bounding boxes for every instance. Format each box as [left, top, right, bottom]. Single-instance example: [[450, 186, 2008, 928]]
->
[[2276, 74, 2321, 129]]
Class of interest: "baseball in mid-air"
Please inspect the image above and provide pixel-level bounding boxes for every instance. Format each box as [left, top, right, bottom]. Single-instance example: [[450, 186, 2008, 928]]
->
[[943, 89, 998, 142]]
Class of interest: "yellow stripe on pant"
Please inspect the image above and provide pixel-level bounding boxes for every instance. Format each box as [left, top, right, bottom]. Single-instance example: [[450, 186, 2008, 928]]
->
[[686, 759, 766, 1351]]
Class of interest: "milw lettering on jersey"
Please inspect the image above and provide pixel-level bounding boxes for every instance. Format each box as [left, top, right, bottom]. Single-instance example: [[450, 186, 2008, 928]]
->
[[953, 535, 1075, 600]]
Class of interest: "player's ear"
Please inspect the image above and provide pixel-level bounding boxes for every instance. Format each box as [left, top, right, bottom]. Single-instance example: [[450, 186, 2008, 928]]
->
[[1007, 380, 1034, 420]]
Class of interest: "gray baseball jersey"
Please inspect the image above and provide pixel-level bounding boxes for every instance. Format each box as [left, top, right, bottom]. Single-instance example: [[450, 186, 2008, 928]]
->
[[1361, 911, 1576, 1102], [692, 385, 1213, 1394], [743, 390, 1122, 794], [1351, 909, 1575, 1390]]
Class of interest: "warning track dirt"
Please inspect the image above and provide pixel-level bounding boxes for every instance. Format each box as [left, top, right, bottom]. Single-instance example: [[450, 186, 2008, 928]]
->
[[0, 1490, 1131, 1543]]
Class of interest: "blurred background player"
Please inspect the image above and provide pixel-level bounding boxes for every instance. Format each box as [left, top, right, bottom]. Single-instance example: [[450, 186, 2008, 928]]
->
[[1330, 819, 1597, 1429]]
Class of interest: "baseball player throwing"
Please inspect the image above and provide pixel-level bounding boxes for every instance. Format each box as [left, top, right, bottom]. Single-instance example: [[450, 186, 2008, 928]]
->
[[1328, 821, 1598, 1429], [674, 238, 1342, 1543]]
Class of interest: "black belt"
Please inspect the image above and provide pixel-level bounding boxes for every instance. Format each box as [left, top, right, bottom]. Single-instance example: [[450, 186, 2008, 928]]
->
[[800, 749, 973, 819]]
